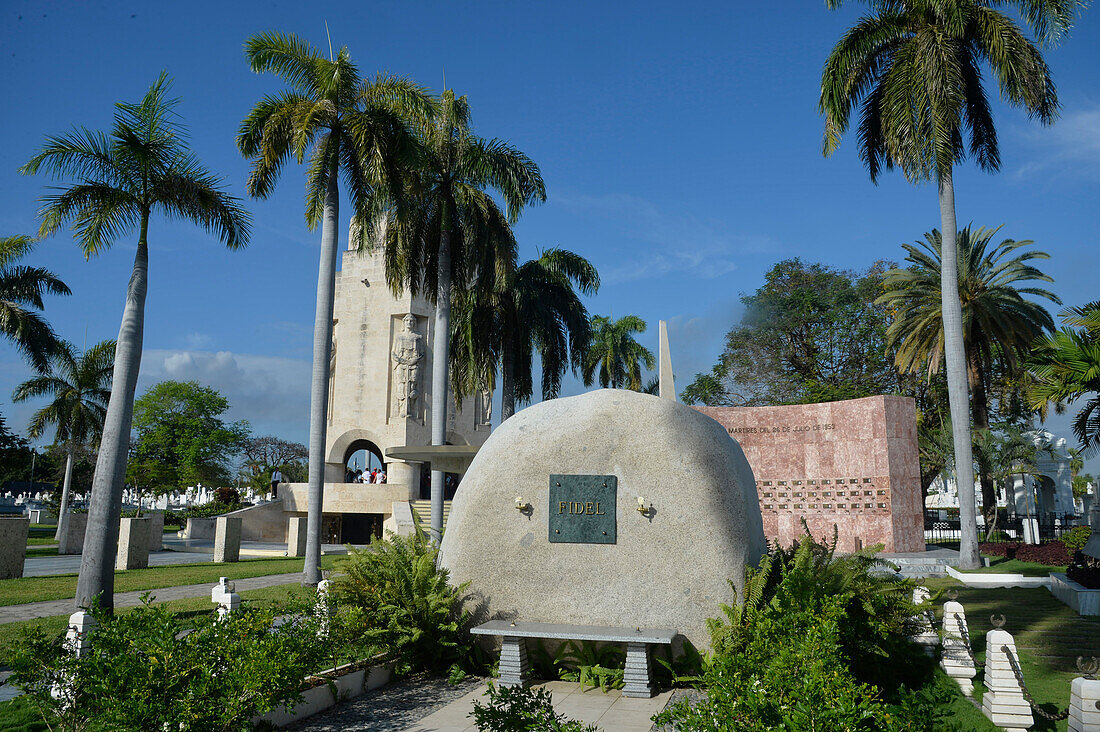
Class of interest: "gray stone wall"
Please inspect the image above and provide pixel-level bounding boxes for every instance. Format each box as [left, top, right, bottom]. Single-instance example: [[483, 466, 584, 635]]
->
[[214, 516, 242, 563]]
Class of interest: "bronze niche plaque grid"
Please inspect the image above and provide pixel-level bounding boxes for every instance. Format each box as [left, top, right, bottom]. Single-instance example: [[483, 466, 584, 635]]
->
[[548, 474, 617, 544]]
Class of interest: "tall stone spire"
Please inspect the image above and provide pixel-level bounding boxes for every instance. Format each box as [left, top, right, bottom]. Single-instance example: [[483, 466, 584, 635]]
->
[[658, 320, 676, 401]]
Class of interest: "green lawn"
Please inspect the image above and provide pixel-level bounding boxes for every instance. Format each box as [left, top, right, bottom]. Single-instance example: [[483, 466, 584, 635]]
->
[[0, 555, 342, 607], [963, 556, 1068, 576], [925, 577, 1100, 731], [22, 547, 57, 559]]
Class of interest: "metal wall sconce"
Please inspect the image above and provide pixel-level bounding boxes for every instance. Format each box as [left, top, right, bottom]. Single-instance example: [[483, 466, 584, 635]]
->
[[514, 496, 531, 512], [637, 496, 652, 515]]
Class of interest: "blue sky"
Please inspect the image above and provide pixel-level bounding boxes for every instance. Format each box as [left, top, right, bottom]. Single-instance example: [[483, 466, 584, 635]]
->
[[1, 1, 1098, 469]]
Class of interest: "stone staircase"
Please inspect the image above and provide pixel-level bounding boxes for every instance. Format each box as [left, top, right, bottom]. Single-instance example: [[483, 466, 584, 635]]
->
[[409, 500, 453, 536], [885, 556, 952, 578]]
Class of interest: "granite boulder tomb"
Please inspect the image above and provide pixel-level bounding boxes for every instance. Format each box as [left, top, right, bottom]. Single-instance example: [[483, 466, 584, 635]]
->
[[438, 388, 767, 651]]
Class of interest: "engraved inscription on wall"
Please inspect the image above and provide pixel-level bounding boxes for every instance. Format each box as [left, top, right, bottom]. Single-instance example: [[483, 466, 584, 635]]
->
[[548, 474, 617, 545]]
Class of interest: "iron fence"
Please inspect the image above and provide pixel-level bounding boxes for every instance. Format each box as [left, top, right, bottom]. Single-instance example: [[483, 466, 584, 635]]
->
[[924, 510, 1082, 545]]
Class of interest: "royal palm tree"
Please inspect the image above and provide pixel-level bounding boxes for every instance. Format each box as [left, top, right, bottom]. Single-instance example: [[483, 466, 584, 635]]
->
[[1030, 302, 1100, 453], [582, 315, 655, 391], [377, 89, 545, 542], [452, 248, 598, 420], [820, 0, 1079, 568], [238, 32, 432, 581], [12, 340, 114, 541], [0, 236, 70, 372], [878, 226, 1059, 530], [21, 74, 251, 611]]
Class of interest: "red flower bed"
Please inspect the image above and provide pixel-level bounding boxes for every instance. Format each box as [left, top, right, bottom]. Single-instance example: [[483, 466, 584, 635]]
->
[[980, 541, 1072, 566]]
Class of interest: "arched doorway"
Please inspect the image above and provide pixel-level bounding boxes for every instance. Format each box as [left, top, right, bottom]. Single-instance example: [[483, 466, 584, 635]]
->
[[343, 439, 384, 483]]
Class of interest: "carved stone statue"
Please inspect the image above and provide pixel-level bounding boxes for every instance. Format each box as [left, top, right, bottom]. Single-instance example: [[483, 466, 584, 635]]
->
[[392, 313, 423, 419], [475, 387, 492, 427]]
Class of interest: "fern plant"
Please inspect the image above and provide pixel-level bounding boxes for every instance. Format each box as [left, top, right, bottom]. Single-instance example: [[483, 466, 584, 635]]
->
[[332, 532, 477, 674]]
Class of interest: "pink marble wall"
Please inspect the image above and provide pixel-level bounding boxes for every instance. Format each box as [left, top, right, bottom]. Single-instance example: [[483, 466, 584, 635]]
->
[[695, 395, 923, 553]]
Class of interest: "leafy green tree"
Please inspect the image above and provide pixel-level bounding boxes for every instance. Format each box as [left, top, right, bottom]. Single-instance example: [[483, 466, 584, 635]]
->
[[376, 89, 545, 541], [0, 236, 70, 373], [682, 260, 906, 407], [820, 0, 1079, 569], [12, 339, 114, 541], [878, 226, 1059, 528], [0, 415, 33, 489], [973, 426, 1041, 536], [238, 31, 431, 582], [452, 248, 598, 420], [129, 381, 250, 499], [1030, 302, 1100, 453], [582, 315, 655, 391], [21, 74, 251, 611], [239, 435, 308, 493]]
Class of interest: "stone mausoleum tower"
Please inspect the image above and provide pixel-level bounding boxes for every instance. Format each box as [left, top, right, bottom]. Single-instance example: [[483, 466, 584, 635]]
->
[[279, 221, 491, 543]]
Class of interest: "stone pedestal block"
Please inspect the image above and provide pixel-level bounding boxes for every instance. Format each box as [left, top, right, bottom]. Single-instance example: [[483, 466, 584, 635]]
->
[[0, 518, 29, 579], [287, 516, 308, 557], [497, 637, 530, 688], [148, 512, 165, 551], [981, 628, 1034, 732], [1068, 676, 1100, 732], [624, 642, 654, 698], [214, 516, 242, 563], [115, 517, 150, 570], [211, 577, 240, 618], [58, 513, 88, 555], [940, 600, 976, 695]]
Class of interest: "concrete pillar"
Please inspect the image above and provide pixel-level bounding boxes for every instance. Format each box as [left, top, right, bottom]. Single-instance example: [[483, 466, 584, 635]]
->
[[213, 516, 242, 563], [211, 577, 240, 618], [386, 460, 420, 500], [58, 512, 88, 555], [981, 627, 1034, 731], [148, 511, 165, 552], [115, 517, 151, 570], [624, 642, 655, 698], [0, 518, 29, 579], [940, 600, 976, 695], [287, 516, 308, 557], [1068, 675, 1100, 732]]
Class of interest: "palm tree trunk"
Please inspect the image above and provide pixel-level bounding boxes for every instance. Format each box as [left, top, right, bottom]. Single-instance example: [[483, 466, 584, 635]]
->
[[53, 447, 75, 542], [500, 337, 516, 421], [968, 350, 997, 537], [75, 216, 149, 611], [430, 229, 452, 545], [938, 168, 980, 570], [303, 148, 341, 586]]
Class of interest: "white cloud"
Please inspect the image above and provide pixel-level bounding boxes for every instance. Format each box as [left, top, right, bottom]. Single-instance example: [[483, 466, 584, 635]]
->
[[555, 192, 781, 284], [139, 349, 311, 442], [1010, 105, 1100, 180]]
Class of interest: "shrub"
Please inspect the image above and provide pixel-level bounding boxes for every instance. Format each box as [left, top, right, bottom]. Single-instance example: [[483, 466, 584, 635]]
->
[[184, 499, 242, 518], [654, 529, 950, 731], [7, 598, 325, 732], [1015, 541, 1072, 566], [332, 531, 480, 675], [979, 541, 1019, 558], [214, 486, 241, 504], [470, 682, 598, 732], [1062, 526, 1092, 552]]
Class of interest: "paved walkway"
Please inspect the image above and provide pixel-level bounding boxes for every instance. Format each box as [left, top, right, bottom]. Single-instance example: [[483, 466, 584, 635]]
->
[[23, 549, 214, 577], [0, 572, 304, 625], [292, 678, 672, 732], [411, 681, 672, 732]]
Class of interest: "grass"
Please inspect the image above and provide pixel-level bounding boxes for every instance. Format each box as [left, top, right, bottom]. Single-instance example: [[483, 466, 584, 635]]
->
[[0, 555, 342, 607], [0, 582, 316, 708], [925, 577, 1100, 731], [960, 556, 1069, 576], [22, 547, 57, 558]]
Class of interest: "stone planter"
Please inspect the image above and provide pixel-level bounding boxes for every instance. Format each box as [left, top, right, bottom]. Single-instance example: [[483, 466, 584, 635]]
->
[[1049, 572, 1100, 616], [255, 661, 390, 727]]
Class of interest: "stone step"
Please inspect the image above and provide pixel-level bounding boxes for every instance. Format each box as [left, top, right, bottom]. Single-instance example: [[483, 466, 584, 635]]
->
[[409, 501, 453, 534]]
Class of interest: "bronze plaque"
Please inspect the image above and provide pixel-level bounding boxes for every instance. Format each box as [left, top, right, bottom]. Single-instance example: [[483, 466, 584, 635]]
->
[[548, 474, 616, 544]]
